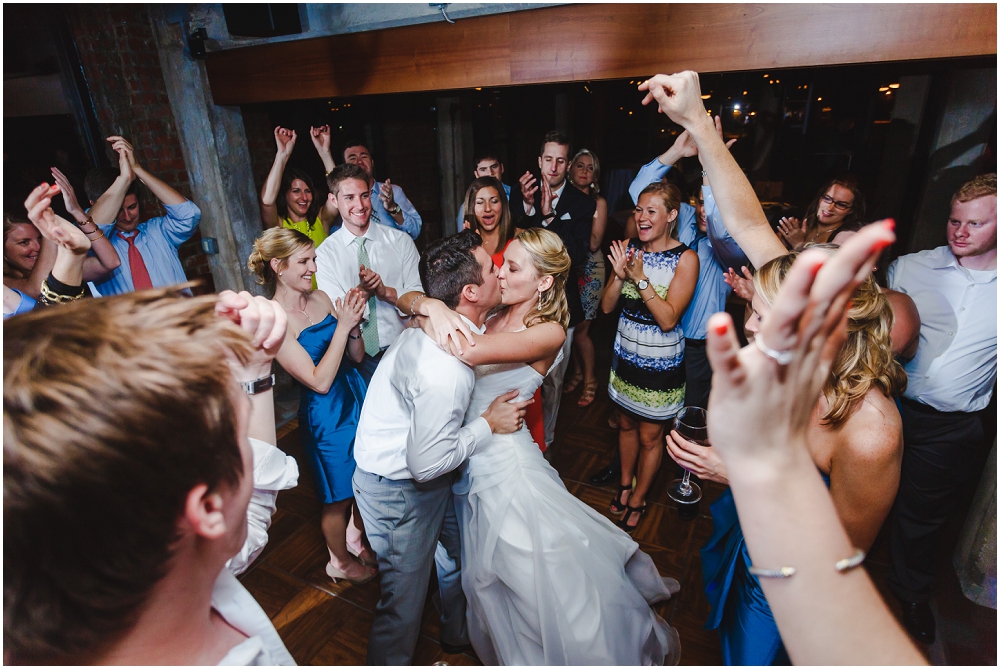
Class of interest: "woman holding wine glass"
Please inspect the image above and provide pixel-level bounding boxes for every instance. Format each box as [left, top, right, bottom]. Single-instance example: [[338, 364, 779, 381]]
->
[[667, 250, 906, 664], [601, 181, 699, 533]]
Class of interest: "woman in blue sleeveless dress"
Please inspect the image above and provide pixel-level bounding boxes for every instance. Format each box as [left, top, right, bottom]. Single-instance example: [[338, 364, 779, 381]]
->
[[666, 250, 906, 665], [249, 227, 378, 585]]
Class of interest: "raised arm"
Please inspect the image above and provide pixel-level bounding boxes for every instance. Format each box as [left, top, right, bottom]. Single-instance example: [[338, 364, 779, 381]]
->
[[110, 136, 186, 206], [87, 140, 135, 227], [49, 168, 120, 280], [309, 125, 340, 232], [640, 74, 786, 268], [704, 220, 923, 665], [25, 183, 92, 289], [261, 127, 296, 229]]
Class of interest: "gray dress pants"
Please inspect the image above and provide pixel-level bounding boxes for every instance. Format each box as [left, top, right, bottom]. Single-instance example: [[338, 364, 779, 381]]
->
[[353, 467, 469, 665]]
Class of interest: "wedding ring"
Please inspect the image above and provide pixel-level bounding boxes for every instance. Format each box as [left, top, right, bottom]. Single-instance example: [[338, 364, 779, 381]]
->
[[754, 335, 794, 366]]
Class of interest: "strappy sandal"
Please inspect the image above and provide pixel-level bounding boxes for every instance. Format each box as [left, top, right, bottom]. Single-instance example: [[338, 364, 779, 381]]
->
[[617, 503, 648, 534], [563, 370, 584, 394], [577, 379, 598, 407], [610, 483, 632, 515]]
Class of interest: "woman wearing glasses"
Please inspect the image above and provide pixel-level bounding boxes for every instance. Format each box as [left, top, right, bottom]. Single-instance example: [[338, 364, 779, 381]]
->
[[778, 178, 865, 249]]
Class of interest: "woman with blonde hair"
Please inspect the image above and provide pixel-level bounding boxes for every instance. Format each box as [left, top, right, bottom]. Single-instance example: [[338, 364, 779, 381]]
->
[[248, 227, 377, 585], [667, 246, 906, 665], [601, 181, 699, 533], [563, 149, 608, 406], [401, 227, 682, 665]]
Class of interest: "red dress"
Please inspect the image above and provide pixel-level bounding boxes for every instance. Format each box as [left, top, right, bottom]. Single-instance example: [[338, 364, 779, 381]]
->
[[493, 240, 547, 453]]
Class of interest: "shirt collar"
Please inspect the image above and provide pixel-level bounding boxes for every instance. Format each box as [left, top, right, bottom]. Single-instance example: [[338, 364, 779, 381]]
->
[[551, 180, 567, 199], [338, 221, 376, 247], [459, 314, 486, 335], [931, 246, 960, 270]]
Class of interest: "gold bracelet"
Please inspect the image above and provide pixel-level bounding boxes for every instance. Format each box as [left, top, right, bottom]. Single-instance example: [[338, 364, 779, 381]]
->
[[39, 280, 86, 305]]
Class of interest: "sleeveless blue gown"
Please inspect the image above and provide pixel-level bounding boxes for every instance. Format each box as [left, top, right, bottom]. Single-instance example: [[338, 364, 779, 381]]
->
[[297, 314, 368, 504], [701, 473, 831, 665]]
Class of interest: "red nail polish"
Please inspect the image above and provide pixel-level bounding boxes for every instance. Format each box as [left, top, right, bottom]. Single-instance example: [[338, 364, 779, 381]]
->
[[885, 218, 896, 231], [872, 239, 893, 252], [810, 260, 824, 277], [714, 323, 728, 336]]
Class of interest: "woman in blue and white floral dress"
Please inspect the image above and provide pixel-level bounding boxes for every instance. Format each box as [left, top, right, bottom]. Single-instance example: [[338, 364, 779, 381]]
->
[[600, 181, 699, 533]]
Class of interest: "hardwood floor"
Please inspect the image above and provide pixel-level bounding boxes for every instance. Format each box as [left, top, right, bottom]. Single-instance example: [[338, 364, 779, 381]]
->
[[245, 313, 995, 665]]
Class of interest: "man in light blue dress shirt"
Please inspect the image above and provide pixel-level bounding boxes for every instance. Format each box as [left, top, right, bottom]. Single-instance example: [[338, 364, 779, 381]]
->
[[85, 136, 201, 296], [342, 140, 422, 240]]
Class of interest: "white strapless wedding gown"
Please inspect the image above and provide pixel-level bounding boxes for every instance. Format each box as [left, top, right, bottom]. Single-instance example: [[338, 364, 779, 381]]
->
[[456, 357, 681, 665]]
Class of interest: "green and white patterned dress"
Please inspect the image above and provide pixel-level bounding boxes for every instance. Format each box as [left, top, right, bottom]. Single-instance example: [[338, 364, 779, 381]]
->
[[608, 241, 689, 421]]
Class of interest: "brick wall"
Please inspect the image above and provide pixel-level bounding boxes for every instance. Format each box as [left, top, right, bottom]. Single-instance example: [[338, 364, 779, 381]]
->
[[65, 4, 215, 293]]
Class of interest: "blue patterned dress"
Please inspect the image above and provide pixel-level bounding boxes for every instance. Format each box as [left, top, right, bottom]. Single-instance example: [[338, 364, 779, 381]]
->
[[608, 241, 689, 422]]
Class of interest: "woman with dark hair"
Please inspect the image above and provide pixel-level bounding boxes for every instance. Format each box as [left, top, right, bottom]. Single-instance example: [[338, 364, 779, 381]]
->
[[778, 177, 865, 249], [461, 176, 519, 265], [261, 126, 339, 253]]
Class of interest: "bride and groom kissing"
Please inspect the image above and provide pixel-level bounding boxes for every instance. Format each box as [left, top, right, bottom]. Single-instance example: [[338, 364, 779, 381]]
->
[[351, 227, 682, 666]]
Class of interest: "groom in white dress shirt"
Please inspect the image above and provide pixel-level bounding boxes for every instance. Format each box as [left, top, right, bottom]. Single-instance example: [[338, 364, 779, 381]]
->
[[353, 229, 530, 665]]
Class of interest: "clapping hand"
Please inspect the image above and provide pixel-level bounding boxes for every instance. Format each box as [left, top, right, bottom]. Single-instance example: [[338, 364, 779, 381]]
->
[[379, 180, 396, 211], [778, 217, 807, 249], [540, 178, 554, 217], [309, 125, 332, 155], [215, 290, 288, 362], [623, 247, 646, 284], [274, 126, 296, 158], [107, 136, 136, 182], [333, 287, 367, 330], [358, 264, 385, 300], [723, 266, 756, 302], [518, 171, 539, 206], [607, 240, 631, 280], [50, 167, 87, 219], [704, 220, 895, 473], [24, 183, 91, 255]]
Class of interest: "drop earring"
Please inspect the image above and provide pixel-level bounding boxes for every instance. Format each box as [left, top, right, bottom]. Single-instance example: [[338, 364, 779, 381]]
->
[[538, 290, 543, 310]]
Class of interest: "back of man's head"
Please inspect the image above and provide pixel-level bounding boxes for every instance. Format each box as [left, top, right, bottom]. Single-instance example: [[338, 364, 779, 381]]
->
[[327, 163, 370, 197], [420, 229, 484, 308], [3, 290, 253, 662], [539, 130, 571, 158], [83, 167, 120, 204]]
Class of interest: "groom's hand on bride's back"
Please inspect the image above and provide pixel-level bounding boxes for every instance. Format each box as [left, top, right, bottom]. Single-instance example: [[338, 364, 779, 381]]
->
[[482, 389, 532, 434]]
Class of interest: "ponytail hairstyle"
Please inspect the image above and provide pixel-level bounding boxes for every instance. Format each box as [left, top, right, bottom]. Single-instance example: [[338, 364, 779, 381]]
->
[[516, 228, 571, 330], [247, 227, 314, 295], [753, 246, 907, 427], [637, 181, 683, 239]]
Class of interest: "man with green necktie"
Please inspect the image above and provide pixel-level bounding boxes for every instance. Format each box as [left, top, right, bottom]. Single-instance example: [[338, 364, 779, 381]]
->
[[316, 164, 423, 382]]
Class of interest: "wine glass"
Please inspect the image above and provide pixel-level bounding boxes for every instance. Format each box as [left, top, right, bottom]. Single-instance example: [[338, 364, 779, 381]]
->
[[667, 406, 708, 514]]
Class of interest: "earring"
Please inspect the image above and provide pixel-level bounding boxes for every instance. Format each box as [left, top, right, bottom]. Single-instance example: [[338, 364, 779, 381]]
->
[[279, 272, 283, 276], [538, 290, 543, 310]]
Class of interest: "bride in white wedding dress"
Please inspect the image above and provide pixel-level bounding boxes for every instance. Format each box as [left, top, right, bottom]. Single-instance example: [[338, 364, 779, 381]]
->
[[414, 229, 681, 665]]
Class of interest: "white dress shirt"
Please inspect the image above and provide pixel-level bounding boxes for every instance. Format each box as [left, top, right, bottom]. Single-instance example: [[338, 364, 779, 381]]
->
[[227, 438, 299, 576], [354, 318, 493, 481], [524, 180, 567, 221], [315, 221, 423, 350], [888, 245, 997, 412], [213, 568, 296, 665]]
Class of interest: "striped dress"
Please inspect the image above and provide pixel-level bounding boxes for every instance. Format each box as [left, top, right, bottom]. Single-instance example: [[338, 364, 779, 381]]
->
[[608, 242, 689, 421]]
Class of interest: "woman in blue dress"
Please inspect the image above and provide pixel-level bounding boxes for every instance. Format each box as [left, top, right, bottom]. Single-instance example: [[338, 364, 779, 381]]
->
[[666, 251, 906, 664], [249, 228, 377, 584]]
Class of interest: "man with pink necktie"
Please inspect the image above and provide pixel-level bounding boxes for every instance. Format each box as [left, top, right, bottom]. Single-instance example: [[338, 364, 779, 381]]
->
[[88, 136, 201, 296]]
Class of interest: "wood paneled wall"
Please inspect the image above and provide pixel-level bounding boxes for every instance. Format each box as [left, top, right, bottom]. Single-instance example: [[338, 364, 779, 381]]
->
[[206, 4, 997, 105]]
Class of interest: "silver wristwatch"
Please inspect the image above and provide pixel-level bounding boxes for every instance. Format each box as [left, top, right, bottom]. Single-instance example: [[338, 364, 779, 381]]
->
[[637, 279, 649, 291], [240, 373, 275, 395]]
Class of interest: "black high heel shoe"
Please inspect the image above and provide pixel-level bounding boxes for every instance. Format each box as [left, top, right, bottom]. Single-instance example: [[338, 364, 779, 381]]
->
[[609, 484, 632, 514]]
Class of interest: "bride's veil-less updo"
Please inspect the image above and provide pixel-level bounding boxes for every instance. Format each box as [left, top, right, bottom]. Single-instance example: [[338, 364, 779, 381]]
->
[[754, 245, 907, 427], [247, 227, 314, 295], [515, 228, 571, 330]]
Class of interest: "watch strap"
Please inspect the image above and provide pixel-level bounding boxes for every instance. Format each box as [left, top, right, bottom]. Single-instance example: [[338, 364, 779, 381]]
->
[[240, 373, 275, 395]]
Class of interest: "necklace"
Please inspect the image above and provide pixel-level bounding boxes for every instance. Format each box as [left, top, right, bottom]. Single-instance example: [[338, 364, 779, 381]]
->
[[280, 297, 314, 326]]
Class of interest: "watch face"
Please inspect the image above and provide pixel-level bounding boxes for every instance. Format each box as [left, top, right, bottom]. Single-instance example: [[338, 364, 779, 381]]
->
[[638, 279, 648, 290]]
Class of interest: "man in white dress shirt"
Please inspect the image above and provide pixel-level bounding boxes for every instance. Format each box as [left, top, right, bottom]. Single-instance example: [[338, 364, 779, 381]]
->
[[4, 289, 295, 665], [352, 229, 530, 665], [316, 163, 424, 382], [886, 173, 997, 643]]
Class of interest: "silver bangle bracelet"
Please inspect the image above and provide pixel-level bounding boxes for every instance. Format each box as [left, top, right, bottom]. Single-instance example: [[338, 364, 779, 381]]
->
[[747, 548, 866, 579], [407, 292, 425, 315]]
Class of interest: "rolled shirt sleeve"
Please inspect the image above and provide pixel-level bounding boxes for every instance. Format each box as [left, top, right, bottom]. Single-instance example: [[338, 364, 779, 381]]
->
[[159, 199, 202, 246], [629, 158, 672, 205], [392, 184, 422, 240]]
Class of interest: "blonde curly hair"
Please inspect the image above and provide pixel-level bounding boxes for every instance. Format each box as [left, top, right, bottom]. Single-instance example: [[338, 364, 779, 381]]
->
[[515, 228, 571, 330], [754, 247, 907, 427], [247, 227, 313, 295]]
